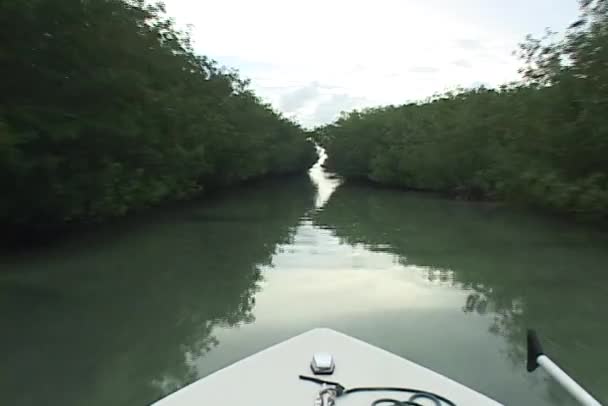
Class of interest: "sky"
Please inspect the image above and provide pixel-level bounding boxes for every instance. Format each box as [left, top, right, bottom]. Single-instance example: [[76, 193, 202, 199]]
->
[[162, 0, 581, 128]]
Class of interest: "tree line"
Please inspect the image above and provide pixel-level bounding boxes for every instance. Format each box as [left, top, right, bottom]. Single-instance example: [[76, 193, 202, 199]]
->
[[315, 0, 608, 220], [0, 0, 316, 230]]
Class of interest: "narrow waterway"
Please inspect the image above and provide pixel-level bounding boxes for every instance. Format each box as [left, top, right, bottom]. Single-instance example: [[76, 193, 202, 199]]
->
[[1, 155, 607, 405]]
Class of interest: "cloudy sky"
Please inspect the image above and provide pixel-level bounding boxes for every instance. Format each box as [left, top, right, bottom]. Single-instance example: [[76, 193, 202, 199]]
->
[[162, 0, 580, 127]]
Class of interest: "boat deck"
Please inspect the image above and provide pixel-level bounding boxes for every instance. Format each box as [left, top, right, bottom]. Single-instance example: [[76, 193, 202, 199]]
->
[[153, 328, 502, 405]]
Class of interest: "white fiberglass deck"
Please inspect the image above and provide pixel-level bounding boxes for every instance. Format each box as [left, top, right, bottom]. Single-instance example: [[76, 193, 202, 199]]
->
[[153, 328, 502, 406]]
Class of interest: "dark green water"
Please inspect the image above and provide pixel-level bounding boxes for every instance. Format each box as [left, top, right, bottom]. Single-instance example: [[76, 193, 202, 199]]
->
[[2, 160, 608, 406]]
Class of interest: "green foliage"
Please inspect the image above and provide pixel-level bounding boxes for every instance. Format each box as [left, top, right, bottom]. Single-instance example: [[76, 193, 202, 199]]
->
[[0, 0, 316, 228], [317, 0, 608, 219]]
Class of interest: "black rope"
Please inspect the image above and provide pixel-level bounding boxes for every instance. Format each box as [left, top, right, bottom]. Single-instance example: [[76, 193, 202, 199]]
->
[[299, 375, 345, 395], [371, 400, 424, 406], [299, 375, 456, 406], [369, 392, 443, 406]]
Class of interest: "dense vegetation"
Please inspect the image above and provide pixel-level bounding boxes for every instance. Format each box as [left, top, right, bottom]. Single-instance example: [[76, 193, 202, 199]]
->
[[316, 0, 608, 219], [0, 0, 316, 229]]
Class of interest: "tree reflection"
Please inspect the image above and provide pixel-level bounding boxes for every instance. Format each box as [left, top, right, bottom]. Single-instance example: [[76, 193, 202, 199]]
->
[[0, 176, 315, 406], [314, 183, 608, 403]]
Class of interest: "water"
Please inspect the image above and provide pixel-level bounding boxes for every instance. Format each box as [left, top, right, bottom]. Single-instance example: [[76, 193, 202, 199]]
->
[[2, 157, 608, 406]]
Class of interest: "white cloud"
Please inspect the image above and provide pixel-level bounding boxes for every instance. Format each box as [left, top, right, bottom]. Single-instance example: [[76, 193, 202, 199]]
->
[[309, 93, 370, 127], [279, 82, 326, 112], [408, 66, 441, 74], [452, 59, 473, 69], [454, 39, 485, 50], [162, 0, 580, 126], [276, 83, 370, 127]]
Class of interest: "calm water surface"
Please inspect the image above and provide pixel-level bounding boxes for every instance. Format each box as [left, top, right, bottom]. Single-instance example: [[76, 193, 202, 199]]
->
[[2, 157, 608, 405]]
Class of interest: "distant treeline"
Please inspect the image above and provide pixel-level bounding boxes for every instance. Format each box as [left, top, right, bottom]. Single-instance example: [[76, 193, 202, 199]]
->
[[315, 0, 608, 219], [0, 0, 316, 228]]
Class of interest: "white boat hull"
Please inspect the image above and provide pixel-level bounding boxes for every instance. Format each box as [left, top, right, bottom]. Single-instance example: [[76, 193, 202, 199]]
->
[[153, 328, 502, 405]]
